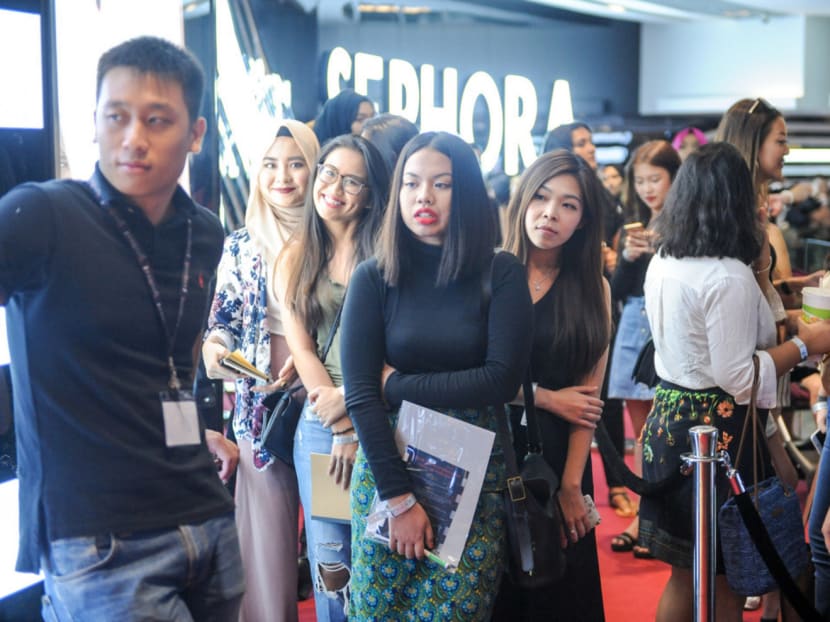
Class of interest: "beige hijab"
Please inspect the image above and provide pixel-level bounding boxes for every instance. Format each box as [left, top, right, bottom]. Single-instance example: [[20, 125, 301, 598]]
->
[[245, 119, 320, 334]]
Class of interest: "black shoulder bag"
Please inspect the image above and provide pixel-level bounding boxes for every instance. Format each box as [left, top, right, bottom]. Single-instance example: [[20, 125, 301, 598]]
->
[[261, 299, 345, 465], [499, 372, 567, 588]]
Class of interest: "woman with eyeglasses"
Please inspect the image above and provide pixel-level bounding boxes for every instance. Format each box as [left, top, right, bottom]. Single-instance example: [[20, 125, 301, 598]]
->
[[276, 134, 390, 622]]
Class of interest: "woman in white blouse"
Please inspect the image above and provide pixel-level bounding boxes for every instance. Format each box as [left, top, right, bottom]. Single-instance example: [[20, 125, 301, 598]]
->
[[639, 142, 830, 621]]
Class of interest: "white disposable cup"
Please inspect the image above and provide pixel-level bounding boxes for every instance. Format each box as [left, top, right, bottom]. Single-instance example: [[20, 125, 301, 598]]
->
[[802, 287, 830, 323]]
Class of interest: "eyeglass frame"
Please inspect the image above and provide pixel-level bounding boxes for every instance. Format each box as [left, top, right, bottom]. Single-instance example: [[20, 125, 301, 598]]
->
[[316, 163, 366, 196]]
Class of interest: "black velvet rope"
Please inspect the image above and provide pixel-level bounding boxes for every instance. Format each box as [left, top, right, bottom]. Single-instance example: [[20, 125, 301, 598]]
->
[[593, 419, 686, 497]]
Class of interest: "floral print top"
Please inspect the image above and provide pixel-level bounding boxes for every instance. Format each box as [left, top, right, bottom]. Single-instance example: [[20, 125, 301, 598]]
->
[[205, 228, 276, 470]]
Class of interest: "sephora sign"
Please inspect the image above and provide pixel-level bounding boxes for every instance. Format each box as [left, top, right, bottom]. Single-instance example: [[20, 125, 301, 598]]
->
[[324, 47, 574, 175]]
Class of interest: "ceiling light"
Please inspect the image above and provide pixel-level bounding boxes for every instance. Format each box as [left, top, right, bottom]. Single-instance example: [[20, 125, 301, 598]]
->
[[357, 4, 431, 15]]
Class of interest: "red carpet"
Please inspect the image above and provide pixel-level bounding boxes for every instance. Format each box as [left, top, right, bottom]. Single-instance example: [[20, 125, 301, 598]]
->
[[297, 448, 770, 621]]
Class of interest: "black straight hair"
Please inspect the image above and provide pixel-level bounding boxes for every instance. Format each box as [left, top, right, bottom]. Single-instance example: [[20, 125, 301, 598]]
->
[[376, 131, 495, 287], [655, 142, 762, 264]]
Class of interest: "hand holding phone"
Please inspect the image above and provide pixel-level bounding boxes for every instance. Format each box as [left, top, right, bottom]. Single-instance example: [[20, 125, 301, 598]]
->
[[812, 428, 826, 453], [584, 494, 601, 530]]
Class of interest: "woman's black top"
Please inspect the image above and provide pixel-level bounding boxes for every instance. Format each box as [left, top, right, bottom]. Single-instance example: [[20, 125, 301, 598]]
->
[[341, 238, 533, 500]]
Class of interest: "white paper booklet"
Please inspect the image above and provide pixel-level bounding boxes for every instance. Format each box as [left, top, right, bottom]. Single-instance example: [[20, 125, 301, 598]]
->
[[364, 400, 495, 572]]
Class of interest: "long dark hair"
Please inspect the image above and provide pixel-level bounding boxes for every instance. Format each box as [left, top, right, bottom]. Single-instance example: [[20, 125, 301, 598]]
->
[[624, 140, 681, 226], [715, 97, 783, 199], [282, 134, 390, 333], [656, 142, 762, 264], [504, 149, 609, 381], [376, 131, 496, 286]]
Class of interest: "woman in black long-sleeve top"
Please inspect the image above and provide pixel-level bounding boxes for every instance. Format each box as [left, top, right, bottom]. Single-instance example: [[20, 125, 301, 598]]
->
[[341, 131, 533, 621], [607, 140, 680, 555]]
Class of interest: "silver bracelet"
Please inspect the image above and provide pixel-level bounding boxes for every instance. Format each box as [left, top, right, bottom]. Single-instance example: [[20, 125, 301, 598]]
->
[[331, 433, 359, 445], [812, 401, 828, 415]]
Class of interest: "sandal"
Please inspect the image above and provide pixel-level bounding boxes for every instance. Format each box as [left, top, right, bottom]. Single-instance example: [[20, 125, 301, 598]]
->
[[610, 532, 635, 552], [608, 488, 637, 518]]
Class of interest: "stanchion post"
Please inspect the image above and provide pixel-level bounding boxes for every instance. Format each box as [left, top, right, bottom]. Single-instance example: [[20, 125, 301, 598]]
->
[[688, 425, 719, 622]]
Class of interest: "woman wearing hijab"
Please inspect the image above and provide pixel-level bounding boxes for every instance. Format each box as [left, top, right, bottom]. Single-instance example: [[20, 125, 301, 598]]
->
[[203, 120, 319, 621], [313, 88, 375, 146]]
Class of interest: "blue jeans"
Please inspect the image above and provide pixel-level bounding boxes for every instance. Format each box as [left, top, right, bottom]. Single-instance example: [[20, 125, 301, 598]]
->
[[294, 404, 351, 622], [41, 513, 244, 622], [810, 437, 830, 617]]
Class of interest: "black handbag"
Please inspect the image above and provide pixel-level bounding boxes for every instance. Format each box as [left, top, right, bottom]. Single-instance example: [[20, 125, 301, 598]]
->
[[260, 383, 305, 465], [718, 356, 809, 596], [499, 372, 566, 589], [260, 297, 345, 466], [632, 337, 659, 388]]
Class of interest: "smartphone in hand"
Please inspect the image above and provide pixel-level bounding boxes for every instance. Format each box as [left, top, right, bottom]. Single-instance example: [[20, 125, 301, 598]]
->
[[584, 494, 601, 530], [811, 428, 826, 453]]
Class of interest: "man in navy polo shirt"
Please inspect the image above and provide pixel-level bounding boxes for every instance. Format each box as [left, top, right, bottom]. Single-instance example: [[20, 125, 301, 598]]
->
[[0, 36, 244, 620]]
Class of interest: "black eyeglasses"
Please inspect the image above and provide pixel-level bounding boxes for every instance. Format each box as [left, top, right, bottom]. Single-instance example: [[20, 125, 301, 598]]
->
[[317, 163, 366, 196]]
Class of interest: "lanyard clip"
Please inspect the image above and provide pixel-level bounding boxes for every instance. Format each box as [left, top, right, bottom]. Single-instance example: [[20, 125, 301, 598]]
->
[[168, 356, 182, 391]]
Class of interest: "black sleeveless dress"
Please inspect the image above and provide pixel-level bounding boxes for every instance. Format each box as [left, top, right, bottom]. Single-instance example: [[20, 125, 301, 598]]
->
[[494, 279, 605, 621]]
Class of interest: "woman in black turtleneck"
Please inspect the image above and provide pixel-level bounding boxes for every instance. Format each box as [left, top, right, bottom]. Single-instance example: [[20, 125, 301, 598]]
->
[[341, 131, 533, 620]]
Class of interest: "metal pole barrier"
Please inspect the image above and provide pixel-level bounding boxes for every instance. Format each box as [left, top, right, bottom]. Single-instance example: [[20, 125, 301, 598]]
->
[[683, 425, 719, 622]]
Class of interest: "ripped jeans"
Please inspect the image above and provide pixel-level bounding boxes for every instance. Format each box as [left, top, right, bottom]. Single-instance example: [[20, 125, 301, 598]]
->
[[294, 403, 351, 622]]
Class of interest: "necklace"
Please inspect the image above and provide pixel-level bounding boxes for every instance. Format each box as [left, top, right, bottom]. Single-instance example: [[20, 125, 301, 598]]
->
[[530, 267, 557, 292]]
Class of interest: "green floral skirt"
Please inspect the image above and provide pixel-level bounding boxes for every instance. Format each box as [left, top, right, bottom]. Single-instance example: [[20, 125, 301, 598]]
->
[[639, 381, 770, 570], [349, 406, 506, 622]]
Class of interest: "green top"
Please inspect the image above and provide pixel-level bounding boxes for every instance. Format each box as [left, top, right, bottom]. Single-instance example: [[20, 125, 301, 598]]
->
[[315, 278, 345, 387]]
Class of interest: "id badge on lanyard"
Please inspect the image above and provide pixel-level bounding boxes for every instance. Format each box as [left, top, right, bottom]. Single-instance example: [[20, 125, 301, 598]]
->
[[91, 182, 198, 448], [160, 390, 201, 447]]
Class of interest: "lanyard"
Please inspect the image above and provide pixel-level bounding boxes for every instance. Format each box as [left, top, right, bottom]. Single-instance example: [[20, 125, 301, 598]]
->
[[85, 180, 192, 390]]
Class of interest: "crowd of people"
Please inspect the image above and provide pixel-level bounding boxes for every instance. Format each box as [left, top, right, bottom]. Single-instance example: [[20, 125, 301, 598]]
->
[[2, 34, 830, 622]]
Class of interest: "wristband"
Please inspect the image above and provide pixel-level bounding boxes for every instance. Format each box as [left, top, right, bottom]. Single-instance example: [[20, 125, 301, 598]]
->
[[332, 433, 359, 445], [332, 426, 355, 436], [385, 493, 417, 518], [817, 396, 828, 404], [812, 402, 828, 415], [531, 382, 538, 396], [791, 336, 809, 362]]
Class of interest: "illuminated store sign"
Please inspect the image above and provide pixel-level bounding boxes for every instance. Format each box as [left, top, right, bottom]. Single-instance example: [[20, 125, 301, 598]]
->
[[325, 47, 573, 175]]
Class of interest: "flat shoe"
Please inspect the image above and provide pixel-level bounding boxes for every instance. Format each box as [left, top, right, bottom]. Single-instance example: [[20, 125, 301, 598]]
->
[[611, 531, 635, 552]]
